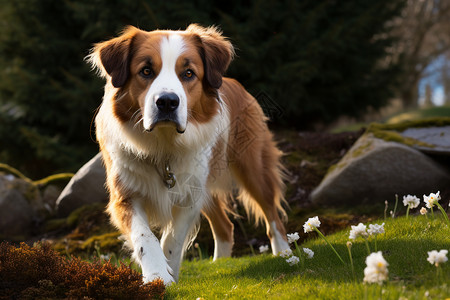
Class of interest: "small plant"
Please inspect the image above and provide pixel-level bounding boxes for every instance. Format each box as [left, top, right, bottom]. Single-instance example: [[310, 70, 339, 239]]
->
[[402, 194, 420, 219], [349, 223, 371, 255], [0, 242, 165, 299], [279, 232, 314, 268], [303, 216, 345, 265], [424, 191, 450, 225], [363, 251, 389, 285], [427, 249, 448, 284]]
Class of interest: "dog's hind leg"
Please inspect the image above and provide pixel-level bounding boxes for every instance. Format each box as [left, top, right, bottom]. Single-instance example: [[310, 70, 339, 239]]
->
[[202, 194, 234, 260], [230, 138, 290, 256]]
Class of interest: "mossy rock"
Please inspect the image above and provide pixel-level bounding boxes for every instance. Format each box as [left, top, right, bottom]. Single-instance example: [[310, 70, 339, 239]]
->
[[311, 132, 450, 205]]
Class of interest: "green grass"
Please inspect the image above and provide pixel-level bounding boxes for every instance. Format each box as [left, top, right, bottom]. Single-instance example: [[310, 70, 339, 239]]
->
[[167, 216, 449, 299], [386, 106, 450, 124], [331, 105, 450, 133]]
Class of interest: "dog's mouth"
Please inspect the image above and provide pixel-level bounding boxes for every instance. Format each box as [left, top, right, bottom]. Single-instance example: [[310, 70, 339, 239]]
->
[[146, 118, 185, 134]]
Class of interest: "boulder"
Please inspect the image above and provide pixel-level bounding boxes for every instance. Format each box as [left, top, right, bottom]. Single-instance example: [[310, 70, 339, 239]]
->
[[56, 153, 108, 217], [0, 174, 37, 237], [0, 189, 34, 237], [311, 133, 450, 204], [400, 126, 450, 155]]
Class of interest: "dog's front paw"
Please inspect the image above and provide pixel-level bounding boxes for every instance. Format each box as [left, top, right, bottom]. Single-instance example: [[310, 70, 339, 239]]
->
[[143, 266, 175, 286]]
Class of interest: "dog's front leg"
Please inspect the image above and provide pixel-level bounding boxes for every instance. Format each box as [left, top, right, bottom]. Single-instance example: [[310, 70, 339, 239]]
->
[[161, 203, 202, 281], [130, 201, 175, 285]]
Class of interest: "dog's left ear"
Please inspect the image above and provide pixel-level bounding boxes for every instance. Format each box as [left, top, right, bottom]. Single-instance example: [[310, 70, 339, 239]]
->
[[187, 24, 234, 89], [87, 26, 140, 88]]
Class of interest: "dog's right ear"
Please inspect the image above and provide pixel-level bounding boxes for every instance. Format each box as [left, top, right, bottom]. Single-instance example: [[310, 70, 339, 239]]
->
[[87, 26, 140, 88]]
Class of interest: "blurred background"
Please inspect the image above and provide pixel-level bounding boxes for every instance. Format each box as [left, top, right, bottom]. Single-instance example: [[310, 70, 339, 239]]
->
[[0, 0, 449, 178]]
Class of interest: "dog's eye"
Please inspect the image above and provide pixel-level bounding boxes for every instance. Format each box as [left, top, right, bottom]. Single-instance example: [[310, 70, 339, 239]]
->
[[140, 67, 154, 78], [183, 69, 195, 80]]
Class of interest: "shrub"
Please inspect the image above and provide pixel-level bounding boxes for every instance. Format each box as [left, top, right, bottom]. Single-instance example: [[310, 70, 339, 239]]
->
[[0, 242, 165, 299]]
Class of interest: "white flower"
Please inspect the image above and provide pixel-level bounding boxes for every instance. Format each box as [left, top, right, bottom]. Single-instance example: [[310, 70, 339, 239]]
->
[[403, 194, 420, 209], [368, 223, 385, 236], [259, 245, 269, 253], [363, 251, 389, 284], [287, 232, 300, 244], [349, 223, 368, 240], [303, 248, 314, 259], [427, 249, 448, 267], [423, 191, 441, 208], [286, 255, 300, 266], [303, 216, 321, 233], [279, 248, 292, 258], [420, 207, 428, 215], [100, 253, 111, 261]]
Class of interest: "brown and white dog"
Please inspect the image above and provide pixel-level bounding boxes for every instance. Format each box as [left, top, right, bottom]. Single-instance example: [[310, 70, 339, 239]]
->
[[88, 24, 289, 285]]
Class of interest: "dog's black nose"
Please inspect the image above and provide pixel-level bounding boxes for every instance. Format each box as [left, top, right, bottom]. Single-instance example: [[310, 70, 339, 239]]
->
[[156, 93, 179, 113]]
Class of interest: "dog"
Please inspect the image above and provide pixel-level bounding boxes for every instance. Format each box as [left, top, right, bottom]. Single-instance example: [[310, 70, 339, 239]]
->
[[88, 24, 289, 285]]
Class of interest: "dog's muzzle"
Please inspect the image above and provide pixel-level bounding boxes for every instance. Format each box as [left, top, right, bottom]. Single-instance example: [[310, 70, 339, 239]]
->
[[145, 92, 185, 133]]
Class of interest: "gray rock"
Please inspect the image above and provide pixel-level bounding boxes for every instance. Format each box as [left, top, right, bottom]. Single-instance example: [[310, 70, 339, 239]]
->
[[56, 153, 108, 217], [311, 133, 450, 204], [0, 188, 34, 237], [400, 126, 450, 155]]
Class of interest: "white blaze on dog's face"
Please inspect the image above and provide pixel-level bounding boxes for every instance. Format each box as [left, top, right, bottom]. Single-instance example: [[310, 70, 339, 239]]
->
[[142, 34, 188, 133], [91, 25, 234, 136]]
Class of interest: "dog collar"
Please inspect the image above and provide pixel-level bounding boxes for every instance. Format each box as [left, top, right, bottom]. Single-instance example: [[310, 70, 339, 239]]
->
[[162, 161, 176, 189]]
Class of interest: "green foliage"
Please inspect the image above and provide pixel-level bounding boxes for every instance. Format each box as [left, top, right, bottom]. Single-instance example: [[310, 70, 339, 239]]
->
[[168, 216, 450, 299], [0, 0, 405, 177]]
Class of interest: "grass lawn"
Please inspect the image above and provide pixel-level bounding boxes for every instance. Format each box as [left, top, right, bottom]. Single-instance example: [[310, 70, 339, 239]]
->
[[167, 215, 449, 299]]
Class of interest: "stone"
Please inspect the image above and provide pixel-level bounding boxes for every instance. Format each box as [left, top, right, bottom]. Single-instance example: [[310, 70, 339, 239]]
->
[[0, 185, 34, 237], [42, 184, 63, 213], [56, 153, 108, 217], [400, 126, 450, 155], [311, 133, 450, 204]]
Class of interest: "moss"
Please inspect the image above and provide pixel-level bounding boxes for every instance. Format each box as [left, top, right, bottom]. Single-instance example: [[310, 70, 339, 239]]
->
[[0, 163, 32, 182], [368, 125, 435, 148], [66, 203, 106, 228], [81, 232, 123, 253], [369, 117, 450, 133], [43, 218, 68, 232], [33, 173, 74, 188], [326, 162, 345, 174], [350, 138, 373, 158]]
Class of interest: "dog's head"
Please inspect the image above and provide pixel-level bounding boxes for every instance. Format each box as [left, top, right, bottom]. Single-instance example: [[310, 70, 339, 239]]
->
[[89, 24, 234, 134]]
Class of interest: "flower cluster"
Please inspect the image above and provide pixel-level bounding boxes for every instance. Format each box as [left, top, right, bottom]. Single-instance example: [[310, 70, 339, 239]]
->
[[268, 197, 447, 287], [276, 231, 315, 266], [303, 216, 321, 233], [427, 249, 448, 267], [367, 223, 385, 236], [286, 256, 300, 266], [363, 251, 389, 284], [402, 194, 420, 209], [259, 245, 269, 254], [303, 248, 314, 259], [423, 191, 441, 209], [287, 232, 300, 244], [349, 223, 368, 240], [349, 222, 384, 240]]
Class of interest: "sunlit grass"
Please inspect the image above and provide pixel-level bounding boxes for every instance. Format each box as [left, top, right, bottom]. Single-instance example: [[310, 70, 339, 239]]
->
[[386, 106, 450, 124], [166, 215, 449, 299]]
